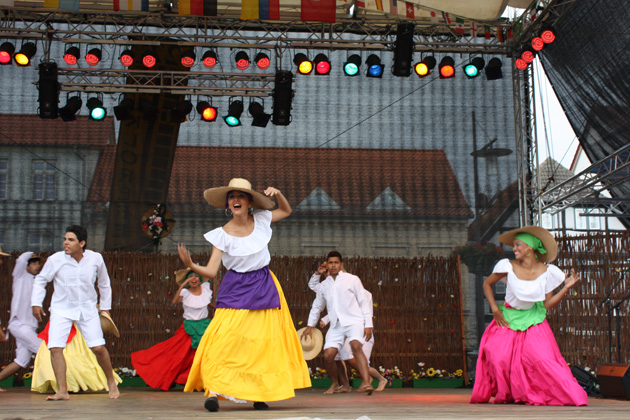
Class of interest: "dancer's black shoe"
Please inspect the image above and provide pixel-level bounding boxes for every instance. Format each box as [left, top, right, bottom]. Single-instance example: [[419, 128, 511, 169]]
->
[[253, 402, 269, 410], [204, 396, 219, 412]]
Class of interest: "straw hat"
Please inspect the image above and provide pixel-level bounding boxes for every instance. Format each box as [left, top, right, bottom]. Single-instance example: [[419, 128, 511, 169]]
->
[[99, 311, 120, 338], [0, 246, 9, 257], [296, 327, 323, 361], [175, 267, 208, 286], [498, 225, 558, 263], [203, 178, 274, 210]]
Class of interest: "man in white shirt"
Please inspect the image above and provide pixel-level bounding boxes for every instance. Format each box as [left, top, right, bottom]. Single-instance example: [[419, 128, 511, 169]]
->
[[32, 225, 119, 400], [302, 251, 374, 395], [0, 251, 43, 391]]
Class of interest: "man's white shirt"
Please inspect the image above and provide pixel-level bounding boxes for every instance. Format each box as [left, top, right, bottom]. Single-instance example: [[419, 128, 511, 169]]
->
[[32, 250, 112, 321], [9, 252, 39, 329], [307, 271, 373, 329]]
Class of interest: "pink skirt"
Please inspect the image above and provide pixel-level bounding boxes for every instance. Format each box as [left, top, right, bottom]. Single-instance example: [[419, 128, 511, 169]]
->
[[470, 319, 588, 406]]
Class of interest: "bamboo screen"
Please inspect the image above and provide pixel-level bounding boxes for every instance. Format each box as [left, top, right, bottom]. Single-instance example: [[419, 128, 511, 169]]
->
[[552, 232, 630, 371], [0, 253, 466, 381]]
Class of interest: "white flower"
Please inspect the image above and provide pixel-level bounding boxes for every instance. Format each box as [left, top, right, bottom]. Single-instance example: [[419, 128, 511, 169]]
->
[[418, 362, 425, 367]]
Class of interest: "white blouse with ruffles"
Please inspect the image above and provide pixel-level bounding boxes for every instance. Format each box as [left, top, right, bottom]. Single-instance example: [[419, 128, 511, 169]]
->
[[493, 258, 565, 310], [203, 209, 272, 273], [179, 282, 213, 321]]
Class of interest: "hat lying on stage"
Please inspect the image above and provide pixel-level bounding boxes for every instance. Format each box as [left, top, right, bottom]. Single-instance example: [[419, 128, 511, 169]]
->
[[100, 311, 120, 338], [296, 327, 323, 361]]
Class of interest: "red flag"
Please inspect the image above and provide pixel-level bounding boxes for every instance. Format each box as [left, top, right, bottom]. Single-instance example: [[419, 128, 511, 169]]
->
[[405, 1, 414, 19], [484, 25, 491, 40], [301, 0, 336, 23]]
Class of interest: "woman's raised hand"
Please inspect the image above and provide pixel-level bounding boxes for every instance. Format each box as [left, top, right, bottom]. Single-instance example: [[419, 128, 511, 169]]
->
[[178, 243, 193, 268], [264, 186, 281, 197], [564, 269, 581, 290]]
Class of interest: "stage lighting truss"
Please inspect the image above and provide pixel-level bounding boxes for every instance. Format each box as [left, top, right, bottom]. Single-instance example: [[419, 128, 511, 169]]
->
[[180, 48, 196, 68], [86, 94, 107, 120], [293, 53, 313, 75], [59, 94, 83, 122], [63, 45, 80, 66], [14, 42, 37, 67], [485, 57, 503, 80], [85, 47, 102, 66], [113, 96, 134, 121], [463, 57, 485, 79], [197, 99, 218, 122], [202, 50, 218, 69], [224, 98, 244, 127], [365, 54, 383, 78], [142, 49, 157, 68], [255, 52, 271, 70], [0, 41, 15, 65], [248, 100, 271, 128], [234, 51, 250, 70], [413, 55, 436, 78], [343, 54, 361, 76], [313, 53, 331, 75], [120, 48, 134, 67], [438, 56, 455, 79], [172, 97, 193, 123]]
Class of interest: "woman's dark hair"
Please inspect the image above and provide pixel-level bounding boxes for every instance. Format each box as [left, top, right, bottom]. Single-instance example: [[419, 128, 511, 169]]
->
[[66, 225, 88, 249], [326, 250, 343, 262]]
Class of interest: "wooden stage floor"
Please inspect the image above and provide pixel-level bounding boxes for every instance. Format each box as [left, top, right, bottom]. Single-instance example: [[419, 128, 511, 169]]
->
[[2, 387, 629, 420]]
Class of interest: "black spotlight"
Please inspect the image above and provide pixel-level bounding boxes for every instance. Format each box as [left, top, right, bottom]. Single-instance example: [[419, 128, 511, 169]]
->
[[248, 102, 271, 128], [272, 70, 293, 126], [485, 58, 503, 80], [14, 42, 37, 66], [37, 62, 59, 119], [113, 98, 134, 121], [172, 99, 193, 123], [365, 54, 384, 78], [463, 57, 485, 79], [59, 96, 83, 122], [392, 23, 414, 77], [414, 56, 436, 78], [224, 100, 244, 127]]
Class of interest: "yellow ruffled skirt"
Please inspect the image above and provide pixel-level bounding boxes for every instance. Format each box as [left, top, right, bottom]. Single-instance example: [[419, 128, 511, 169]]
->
[[31, 326, 122, 393], [184, 270, 311, 401]]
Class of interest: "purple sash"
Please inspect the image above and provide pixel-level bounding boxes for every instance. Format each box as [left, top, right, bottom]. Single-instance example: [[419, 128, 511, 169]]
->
[[216, 266, 281, 310]]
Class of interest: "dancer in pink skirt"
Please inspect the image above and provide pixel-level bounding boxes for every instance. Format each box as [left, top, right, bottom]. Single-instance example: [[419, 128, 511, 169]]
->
[[470, 226, 588, 406]]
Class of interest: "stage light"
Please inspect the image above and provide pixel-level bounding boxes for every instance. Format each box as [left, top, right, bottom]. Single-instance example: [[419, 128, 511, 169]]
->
[[392, 23, 414, 77], [414, 56, 436, 78], [343, 54, 361, 76], [59, 96, 82, 122], [531, 36, 544, 52], [181, 48, 196, 68], [38, 62, 59, 119], [87, 97, 107, 121], [120, 49, 134, 67], [255, 52, 271, 70], [515, 58, 528, 71], [314, 54, 331, 75], [235, 51, 250, 70], [463, 57, 485, 79], [85, 47, 102, 66], [202, 51, 218, 69], [197, 101, 218, 122], [63, 46, 80, 65], [272, 70, 293, 126], [439, 56, 455, 79], [172, 99, 193, 123], [248, 101, 271, 128], [113, 98, 134, 121], [142, 50, 157, 68], [521, 48, 535, 64], [224, 100, 244, 127], [365, 54, 384, 78], [485, 57, 503, 80], [0, 42, 15, 65], [294, 53, 313, 75], [14, 42, 37, 66], [541, 25, 556, 44]]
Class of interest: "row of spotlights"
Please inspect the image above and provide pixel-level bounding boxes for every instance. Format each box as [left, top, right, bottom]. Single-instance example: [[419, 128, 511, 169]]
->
[[0, 42, 37, 66], [57, 96, 107, 122], [515, 25, 556, 71]]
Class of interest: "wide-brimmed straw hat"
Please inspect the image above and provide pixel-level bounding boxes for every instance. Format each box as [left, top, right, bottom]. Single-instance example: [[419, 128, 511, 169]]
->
[[296, 327, 323, 361], [203, 178, 274, 210], [100, 311, 120, 338], [0, 246, 9, 257], [498, 225, 558, 263], [175, 267, 208, 286]]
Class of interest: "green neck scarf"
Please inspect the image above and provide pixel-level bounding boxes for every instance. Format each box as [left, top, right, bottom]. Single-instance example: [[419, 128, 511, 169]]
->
[[515, 232, 547, 259]]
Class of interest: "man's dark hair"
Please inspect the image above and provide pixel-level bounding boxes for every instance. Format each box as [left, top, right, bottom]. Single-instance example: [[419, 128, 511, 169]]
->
[[326, 250, 343, 262], [66, 225, 88, 250], [27, 255, 41, 265]]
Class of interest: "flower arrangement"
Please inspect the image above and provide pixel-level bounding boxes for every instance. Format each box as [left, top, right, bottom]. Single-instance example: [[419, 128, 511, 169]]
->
[[309, 367, 328, 379], [378, 366, 404, 385], [409, 362, 463, 380], [23, 372, 32, 379], [452, 242, 506, 275], [141, 204, 175, 240], [114, 367, 138, 378]]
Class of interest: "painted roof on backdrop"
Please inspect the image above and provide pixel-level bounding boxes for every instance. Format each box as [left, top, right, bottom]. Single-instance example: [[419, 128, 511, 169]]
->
[[88, 145, 473, 218], [0, 114, 114, 146]]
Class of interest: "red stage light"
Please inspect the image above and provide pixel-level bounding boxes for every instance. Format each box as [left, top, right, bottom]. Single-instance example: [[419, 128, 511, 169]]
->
[[85, 48, 101, 66], [235, 51, 250, 70], [142, 51, 157, 68], [439, 56, 455, 79], [120, 49, 134, 67], [197, 101, 218, 122], [0, 42, 15, 65], [181, 48, 196, 68], [521, 49, 535, 64], [314, 53, 331, 75], [531, 37, 544, 51], [255, 53, 271, 70], [515, 58, 528, 71], [202, 51, 217, 69], [541, 28, 556, 44], [64, 46, 80, 65]]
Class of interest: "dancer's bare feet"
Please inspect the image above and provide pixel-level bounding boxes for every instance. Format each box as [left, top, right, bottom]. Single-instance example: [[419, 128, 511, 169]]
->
[[46, 392, 70, 401], [323, 384, 337, 394], [0, 387, 6, 392], [107, 379, 120, 399], [356, 384, 374, 395], [334, 385, 351, 393], [375, 377, 387, 392]]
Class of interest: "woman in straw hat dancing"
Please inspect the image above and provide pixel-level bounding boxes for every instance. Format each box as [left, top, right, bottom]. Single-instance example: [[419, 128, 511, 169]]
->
[[178, 178, 310, 412], [131, 268, 213, 391], [470, 226, 588, 406]]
